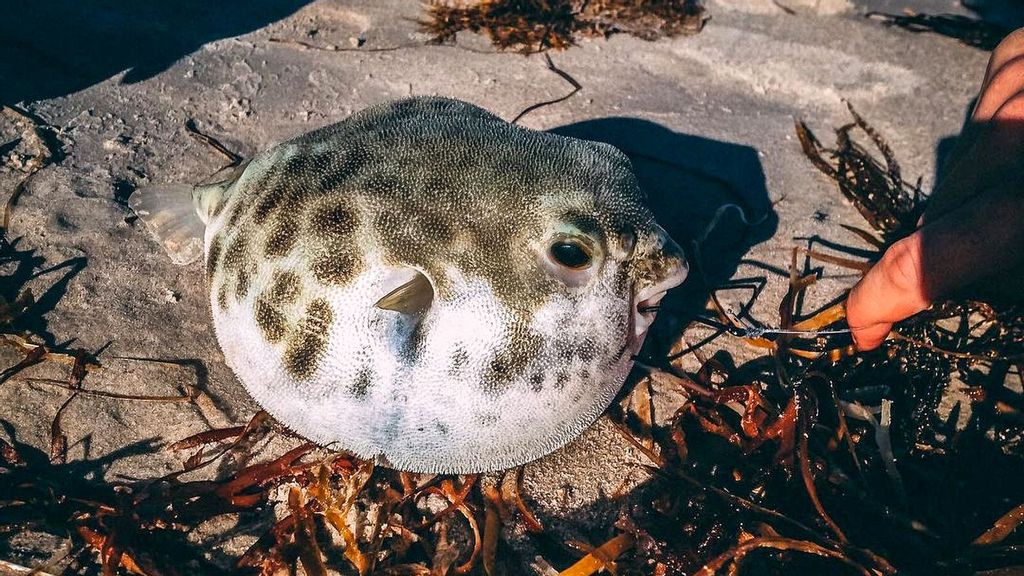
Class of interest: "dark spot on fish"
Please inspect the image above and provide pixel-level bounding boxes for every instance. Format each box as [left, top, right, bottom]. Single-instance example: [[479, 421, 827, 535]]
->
[[222, 233, 249, 273], [555, 370, 569, 390], [449, 347, 469, 375], [217, 284, 228, 311], [319, 149, 370, 191], [482, 332, 544, 394], [530, 372, 545, 392], [555, 339, 574, 361], [368, 314, 385, 330], [578, 369, 592, 381], [254, 297, 288, 343], [307, 202, 361, 286], [311, 203, 358, 238], [236, 264, 254, 301], [269, 270, 301, 303], [434, 420, 450, 436], [350, 367, 373, 399], [282, 152, 313, 180], [485, 357, 510, 389], [363, 172, 402, 195], [571, 388, 585, 404], [249, 153, 316, 225], [417, 212, 454, 245], [284, 299, 335, 380], [554, 335, 598, 363], [311, 251, 361, 285], [475, 412, 499, 427], [252, 185, 284, 225], [206, 235, 223, 280], [226, 201, 246, 228], [265, 219, 298, 258], [578, 338, 598, 362]]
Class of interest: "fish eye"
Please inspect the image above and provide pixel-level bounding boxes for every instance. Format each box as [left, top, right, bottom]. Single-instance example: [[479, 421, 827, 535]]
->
[[550, 239, 592, 270]]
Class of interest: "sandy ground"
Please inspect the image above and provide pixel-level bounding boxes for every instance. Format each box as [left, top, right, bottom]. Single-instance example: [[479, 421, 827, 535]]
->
[[1, 0, 1021, 570]]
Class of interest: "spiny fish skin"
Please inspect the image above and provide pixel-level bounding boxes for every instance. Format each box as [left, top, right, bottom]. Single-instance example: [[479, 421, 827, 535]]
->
[[198, 97, 686, 473]]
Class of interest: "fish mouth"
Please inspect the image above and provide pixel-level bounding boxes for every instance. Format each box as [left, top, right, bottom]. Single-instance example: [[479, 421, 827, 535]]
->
[[629, 260, 688, 355]]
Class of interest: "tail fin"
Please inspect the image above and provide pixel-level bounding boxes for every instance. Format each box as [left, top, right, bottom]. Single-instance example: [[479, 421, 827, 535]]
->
[[129, 183, 205, 266]]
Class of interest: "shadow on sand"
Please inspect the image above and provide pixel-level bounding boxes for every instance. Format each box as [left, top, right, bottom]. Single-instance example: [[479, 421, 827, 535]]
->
[[0, 0, 311, 105]]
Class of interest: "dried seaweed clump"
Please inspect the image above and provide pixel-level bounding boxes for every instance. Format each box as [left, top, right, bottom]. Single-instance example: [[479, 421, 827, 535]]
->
[[0, 412, 636, 575], [423, 0, 708, 52], [796, 101, 923, 238]]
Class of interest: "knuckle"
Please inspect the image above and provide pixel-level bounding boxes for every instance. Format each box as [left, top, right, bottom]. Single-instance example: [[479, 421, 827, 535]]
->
[[987, 55, 1024, 94], [881, 237, 926, 296], [998, 89, 1024, 119]]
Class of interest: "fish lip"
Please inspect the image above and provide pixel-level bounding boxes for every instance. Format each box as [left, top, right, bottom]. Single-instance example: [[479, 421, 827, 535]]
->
[[629, 258, 688, 353]]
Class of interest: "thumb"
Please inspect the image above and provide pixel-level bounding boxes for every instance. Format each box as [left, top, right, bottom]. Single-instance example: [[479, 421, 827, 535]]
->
[[847, 233, 930, 351], [847, 183, 1024, 351]]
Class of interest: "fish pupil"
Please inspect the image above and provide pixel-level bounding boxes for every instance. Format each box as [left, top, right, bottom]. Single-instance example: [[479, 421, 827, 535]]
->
[[550, 241, 592, 269]]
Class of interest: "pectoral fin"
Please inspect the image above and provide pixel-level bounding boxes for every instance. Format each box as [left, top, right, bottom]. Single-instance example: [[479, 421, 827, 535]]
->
[[374, 271, 434, 316], [129, 183, 205, 266]]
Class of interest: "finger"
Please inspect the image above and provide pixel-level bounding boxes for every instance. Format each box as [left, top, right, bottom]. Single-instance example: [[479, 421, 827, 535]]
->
[[931, 41, 1024, 221], [938, 29, 1024, 188], [992, 85, 1024, 122], [974, 58, 1024, 121], [848, 183, 1024, 351], [949, 31, 1024, 172], [847, 233, 929, 351], [848, 319, 894, 352], [980, 28, 1024, 94]]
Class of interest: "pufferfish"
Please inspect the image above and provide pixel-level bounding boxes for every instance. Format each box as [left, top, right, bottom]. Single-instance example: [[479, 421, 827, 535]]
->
[[131, 97, 686, 474]]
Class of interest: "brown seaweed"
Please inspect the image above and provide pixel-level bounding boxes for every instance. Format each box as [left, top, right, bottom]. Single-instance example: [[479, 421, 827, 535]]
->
[[421, 0, 708, 53]]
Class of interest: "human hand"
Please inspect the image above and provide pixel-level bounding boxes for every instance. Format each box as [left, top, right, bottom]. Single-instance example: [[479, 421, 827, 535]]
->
[[846, 29, 1024, 351]]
